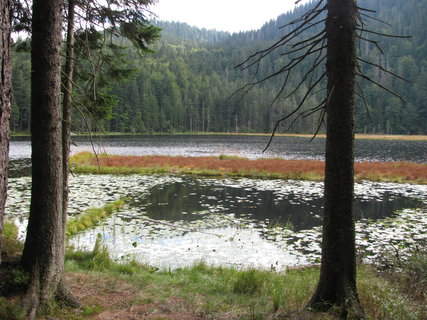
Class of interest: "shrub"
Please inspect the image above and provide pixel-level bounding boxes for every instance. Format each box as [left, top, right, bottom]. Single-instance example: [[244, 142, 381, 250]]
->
[[1, 220, 24, 257], [233, 269, 267, 295]]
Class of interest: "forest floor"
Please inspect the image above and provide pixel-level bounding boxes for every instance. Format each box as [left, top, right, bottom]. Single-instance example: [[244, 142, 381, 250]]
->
[[1, 257, 426, 320], [1, 240, 426, 320]]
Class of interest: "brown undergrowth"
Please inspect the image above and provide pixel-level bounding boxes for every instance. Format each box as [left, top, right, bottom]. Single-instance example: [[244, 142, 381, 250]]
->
[[71, 152, 427, 184]]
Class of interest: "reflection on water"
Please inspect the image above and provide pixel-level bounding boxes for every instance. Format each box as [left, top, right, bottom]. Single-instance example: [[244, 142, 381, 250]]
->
[[132, 178, 422, 232]]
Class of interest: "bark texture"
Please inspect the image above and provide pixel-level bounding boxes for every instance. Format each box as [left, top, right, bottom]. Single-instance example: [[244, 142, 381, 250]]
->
[[0, 0, 12, 266], [62, 0, 75, 220], [307, 0, 364, 318], [21, 0, 78, 317]]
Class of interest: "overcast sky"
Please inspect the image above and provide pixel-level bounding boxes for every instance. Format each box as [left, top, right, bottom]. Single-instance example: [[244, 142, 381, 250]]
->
[[150, 0, 311, 33]]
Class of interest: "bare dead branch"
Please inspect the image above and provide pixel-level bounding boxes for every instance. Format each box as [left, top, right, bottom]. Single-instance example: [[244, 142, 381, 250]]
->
[[357, 57, 411, 82], [262, 71, 327, 152], [236, 1, 326, 70], [284, 47, 326, 100], [287, 27, 326, 51], [356, 28, 411, 39], [357, 72, 406, 102], [309, 106, 326, 142], [280, 0, 325, 30], [356, 6, 376, 13], [358, 12, 392, 26], [357, 36, 384, 54], [355, 80, 374, 124]]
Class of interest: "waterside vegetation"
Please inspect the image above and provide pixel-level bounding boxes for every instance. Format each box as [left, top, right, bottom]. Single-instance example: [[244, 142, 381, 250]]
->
[[71, 152, 427, 184], [66, 199, 126, 237], [1, 229, 426, 319]]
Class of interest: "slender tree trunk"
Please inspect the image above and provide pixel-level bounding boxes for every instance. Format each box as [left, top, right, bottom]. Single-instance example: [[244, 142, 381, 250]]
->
[[307, 0, 364, 318], [21, 0, 78, 317], [63, 0, 76, 220], [0, 0, 12, 266]]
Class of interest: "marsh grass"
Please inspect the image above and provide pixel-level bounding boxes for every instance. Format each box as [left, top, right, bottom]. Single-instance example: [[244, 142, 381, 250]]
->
[[66, 198, 126, 237], [71, 152, 427, 183]]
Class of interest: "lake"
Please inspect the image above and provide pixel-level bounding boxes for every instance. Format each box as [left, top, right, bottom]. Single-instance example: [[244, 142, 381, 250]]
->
[[7, 134, 427, 270], [7, 174, 427, 271], [9, 134, 427, 162]]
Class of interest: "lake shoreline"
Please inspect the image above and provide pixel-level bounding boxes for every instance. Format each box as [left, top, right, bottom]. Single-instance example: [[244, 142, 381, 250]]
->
[[11, 132, 427, 141]]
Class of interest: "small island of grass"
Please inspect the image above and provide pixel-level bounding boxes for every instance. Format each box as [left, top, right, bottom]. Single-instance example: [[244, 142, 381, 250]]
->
[[71, 152, 427, 184]]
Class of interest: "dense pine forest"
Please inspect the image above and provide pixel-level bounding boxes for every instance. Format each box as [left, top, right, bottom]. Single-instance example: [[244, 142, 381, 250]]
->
[[11, 0, 427, 135]]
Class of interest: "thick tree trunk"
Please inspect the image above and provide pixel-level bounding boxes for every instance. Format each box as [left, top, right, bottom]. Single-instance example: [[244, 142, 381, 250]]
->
[[0, 0, 12, 266], [63, 0, 76, 220], [21, 0, 78, 317], [307, 0, 364, 318]]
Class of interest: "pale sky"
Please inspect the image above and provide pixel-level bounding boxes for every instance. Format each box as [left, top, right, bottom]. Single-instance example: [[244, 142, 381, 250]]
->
[[150, 0, 311, 33]]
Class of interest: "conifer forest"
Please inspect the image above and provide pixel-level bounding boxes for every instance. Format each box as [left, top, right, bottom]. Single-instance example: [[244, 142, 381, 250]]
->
[[11, 0, 427, 135]]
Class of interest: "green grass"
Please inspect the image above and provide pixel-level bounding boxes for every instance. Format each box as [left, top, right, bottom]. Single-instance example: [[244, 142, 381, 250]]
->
[[1, 236, 426, 319], [2, 220, 24, 257], [66, 198, 126, 237], [65, 246, 319, 318], [218, 154, 247, 160], [72, 164, 324, 182], [62, 241, 427, 319], [0, 297, 26, 320]]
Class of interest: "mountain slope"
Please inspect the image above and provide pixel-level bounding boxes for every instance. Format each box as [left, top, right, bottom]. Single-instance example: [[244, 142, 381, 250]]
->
[[11, 0, 427, 134]]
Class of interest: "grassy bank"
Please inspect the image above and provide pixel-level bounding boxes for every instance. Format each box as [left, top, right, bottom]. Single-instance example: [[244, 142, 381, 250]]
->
[[71, 152, 427, 184], [1, 238, 426, 319]]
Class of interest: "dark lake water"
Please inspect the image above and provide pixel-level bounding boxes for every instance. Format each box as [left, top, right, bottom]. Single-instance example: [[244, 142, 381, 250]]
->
[[10, 134, 427, 162], [131, 177, 422, 232]]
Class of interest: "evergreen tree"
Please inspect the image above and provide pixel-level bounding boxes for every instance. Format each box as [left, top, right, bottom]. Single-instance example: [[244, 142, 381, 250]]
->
[[21, 0, 80, 317], [0, 0, 12, 266]]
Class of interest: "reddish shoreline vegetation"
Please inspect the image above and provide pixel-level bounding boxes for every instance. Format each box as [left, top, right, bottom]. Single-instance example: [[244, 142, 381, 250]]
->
[[71, 152, 427, 184]]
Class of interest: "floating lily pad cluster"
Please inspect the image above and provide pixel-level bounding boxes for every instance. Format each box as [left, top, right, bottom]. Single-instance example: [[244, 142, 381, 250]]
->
[[6, 174, 427, 270]]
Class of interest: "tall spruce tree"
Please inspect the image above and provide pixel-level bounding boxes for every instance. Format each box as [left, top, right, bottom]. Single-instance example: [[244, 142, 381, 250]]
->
[[236, 0, 409, 316], [21, 0, 79, 317], [239, 0, 407, 317], [306, 0, 363, 317], [0, 0, 12, 266]]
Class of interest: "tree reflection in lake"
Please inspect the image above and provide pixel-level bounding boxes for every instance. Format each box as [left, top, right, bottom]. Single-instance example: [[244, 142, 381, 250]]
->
[[131, 177, 422, 231]]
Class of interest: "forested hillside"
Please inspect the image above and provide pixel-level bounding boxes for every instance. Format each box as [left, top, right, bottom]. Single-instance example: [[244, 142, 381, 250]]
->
[[11, 0, 427, 134]]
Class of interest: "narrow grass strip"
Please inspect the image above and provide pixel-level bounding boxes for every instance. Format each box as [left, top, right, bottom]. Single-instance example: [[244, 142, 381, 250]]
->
[[66, 199, 126, 237]]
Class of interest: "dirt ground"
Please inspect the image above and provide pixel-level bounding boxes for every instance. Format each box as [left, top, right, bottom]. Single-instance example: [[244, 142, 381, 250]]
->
[[54, 273, 208, 320]]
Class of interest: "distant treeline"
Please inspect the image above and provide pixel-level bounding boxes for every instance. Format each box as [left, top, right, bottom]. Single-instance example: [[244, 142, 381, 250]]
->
[[11, 0, 427, 134]]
